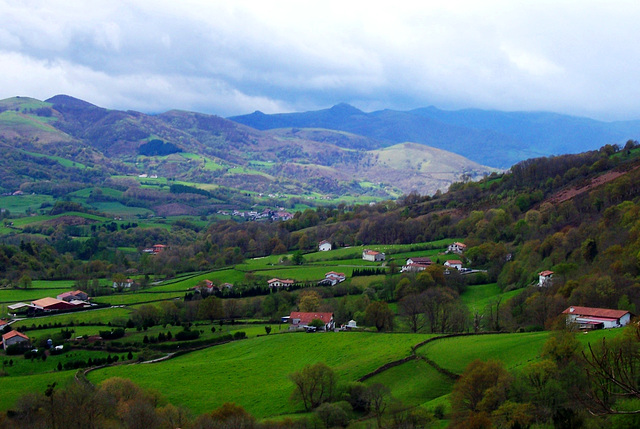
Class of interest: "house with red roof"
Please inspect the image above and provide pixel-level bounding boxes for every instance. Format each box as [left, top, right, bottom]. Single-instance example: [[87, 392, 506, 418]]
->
[[32, 297, 76, 311], [538, 270, 554, 287], [287, 312, 335, 331], [562, 306, 633, 330], [444, 260, 463, 270], [2, 330, 30, 350], [363, 249, 385, 262], [322, 271, 346, 286], [448, 242, 467, 254], [57, 290, 89, 302], [406, 257, 433, 266], [268, 278, 295, 288]]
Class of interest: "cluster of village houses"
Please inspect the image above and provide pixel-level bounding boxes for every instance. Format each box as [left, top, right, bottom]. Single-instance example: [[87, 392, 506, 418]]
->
[[2, 290, 92, 351], [216, 208, 294, 222], [2, 241, 635, 351]]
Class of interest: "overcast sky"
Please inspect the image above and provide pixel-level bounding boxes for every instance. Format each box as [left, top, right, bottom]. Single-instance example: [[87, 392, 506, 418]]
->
[[1, 1, 639, 120]]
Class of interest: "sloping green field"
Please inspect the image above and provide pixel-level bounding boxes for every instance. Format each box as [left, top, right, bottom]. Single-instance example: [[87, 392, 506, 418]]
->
[[88, 332, 426, 418]]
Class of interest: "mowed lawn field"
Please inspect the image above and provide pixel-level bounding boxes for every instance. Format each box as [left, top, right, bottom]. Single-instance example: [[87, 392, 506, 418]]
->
[[88, 332, 427, 418]]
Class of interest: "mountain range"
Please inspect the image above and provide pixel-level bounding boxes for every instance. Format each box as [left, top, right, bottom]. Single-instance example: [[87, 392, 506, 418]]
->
[[0, 95, 494, 200], [230, 104, 640, 168]]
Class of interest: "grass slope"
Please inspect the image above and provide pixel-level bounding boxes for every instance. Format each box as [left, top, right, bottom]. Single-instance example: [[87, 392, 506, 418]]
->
[[88, 332, 426, 418]]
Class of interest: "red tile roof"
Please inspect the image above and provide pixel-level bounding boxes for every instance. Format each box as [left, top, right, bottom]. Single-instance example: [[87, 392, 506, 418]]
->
[[289, 312, 333, 325], [539, 270, 554, 276], [562, 306, 631, 319], [2, 330, 29, 341], [446, 260, 463, 265]]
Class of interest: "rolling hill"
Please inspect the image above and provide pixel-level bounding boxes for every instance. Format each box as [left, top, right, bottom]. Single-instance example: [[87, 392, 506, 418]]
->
[[230, 104, 640, 168], [0, 95, 495, 203]]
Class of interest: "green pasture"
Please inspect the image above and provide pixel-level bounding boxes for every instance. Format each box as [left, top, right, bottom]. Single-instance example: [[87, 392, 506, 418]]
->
[[0, 194, 55, 214], [460, 283, 524, 312], [2, 349, 128, 377], [0, 110, 57, 131], [19, 149, 87, 169], [11, 307, 132, 330], [416, 332, 550, 374], [144, 270, 244, 293], [416, 329, 623, 376], [88, 332, 426, 418], [1, 288, 71, 304], [180, 153, 224, 171], [93, 291, 185, 306], [364, 357, 453, 409], [89, 202, 153, 217], [68, 187, 124, 199], [0, 371, 76, 411]]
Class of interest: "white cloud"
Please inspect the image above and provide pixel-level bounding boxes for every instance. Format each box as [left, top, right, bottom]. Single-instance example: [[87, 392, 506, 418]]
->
[[0, 1, 639, 119]]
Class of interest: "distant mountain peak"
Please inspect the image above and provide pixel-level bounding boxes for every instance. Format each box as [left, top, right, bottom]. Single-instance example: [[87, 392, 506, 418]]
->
[[328, 103, 363, 115], [45, 95, 97, 109]]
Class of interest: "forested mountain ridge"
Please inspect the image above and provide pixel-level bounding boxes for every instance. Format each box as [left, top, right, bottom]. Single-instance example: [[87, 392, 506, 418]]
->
[[0, 95, 493, 199], [230, 104, 640, 168]]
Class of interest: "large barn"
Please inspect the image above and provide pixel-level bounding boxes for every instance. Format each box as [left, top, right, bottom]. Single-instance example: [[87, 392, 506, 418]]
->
[[562, 306, 633, 330]]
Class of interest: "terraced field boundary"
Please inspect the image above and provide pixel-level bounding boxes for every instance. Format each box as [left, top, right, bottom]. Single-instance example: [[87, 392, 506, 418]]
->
[[358, 331, 506, 383]]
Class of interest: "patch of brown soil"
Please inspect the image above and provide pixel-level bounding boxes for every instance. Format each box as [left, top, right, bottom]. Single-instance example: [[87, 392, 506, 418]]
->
[[43, 215, 95, 227], [547, 168, 634, 205], [154, 203, 198, 216]]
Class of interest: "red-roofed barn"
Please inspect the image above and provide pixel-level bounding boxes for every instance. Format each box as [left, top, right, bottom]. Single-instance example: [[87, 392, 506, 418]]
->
[[288, 312, 335, 331], [562, 306, 633, 330]]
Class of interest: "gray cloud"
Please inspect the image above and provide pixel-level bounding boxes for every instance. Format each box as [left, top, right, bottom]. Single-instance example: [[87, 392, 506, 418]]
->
[[1, 1, 639, 120]]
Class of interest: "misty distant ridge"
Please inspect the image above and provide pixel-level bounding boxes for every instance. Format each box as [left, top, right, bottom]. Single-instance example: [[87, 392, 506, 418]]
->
[[230, 104, 640, 168]]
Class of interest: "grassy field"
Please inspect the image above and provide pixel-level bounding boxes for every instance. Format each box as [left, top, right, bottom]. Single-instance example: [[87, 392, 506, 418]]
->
[[88, 332, 426, 418], [11, 307, 132, 330], [364, 357, 453, 409], [415, 329, 623, 375], [460, 283, 524, 312], [0, 371, 77, 411]]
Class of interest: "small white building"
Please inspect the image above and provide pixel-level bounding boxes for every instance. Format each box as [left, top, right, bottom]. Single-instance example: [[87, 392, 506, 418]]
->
[[406, 257, 433, 266], [562, 306, 633, 330], [444, 260, 463, 270], [448, 242, 467, 254], [268, 278, 295, 288], [318, 240, 332, 251], [538, 270, 554, 287], [363, 249, 385, 262]]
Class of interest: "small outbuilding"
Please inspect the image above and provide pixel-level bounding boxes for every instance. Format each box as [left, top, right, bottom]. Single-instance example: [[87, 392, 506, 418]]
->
[[318, 240, 332, 251]]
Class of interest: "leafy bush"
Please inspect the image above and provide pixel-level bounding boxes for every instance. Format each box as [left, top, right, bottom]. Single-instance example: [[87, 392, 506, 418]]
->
[[99, 328, 125, 340], [175, 329, 201, 341]]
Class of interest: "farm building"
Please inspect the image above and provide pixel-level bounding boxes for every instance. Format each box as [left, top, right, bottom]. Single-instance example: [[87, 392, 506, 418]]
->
[[7, 302, 32, 315], [448, 242, 467, 254], [362, 249, 385, 262], [444, 260, 463, 270], [57, 290, 89, 302], [288, 312, 335, 331], [268, 278, 295, 288], [406, 257, 432, 266], [318, 271, 346, 286], [401, 263, 431, 273], [32, 297, 76, 311], [538, 270, 554, 287], [2, 330, 30, 350], [318, 240, 332, 251], [562, 306, 633, 330], [113, 278, 135, 289]]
